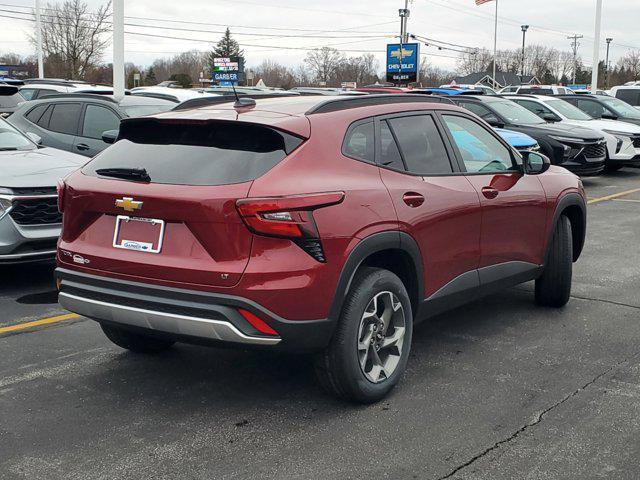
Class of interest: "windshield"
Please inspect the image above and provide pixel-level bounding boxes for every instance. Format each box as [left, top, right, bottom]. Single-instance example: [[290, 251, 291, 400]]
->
[[600, 97, 640, 118], [0, 118, 36, 151], [122, 104, 174, 117], [546, 99, 593, 121], [490, 101, 545, 125]]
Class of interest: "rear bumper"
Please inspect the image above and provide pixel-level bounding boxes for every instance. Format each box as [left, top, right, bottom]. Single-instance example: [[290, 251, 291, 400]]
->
[[55, 268, 335, 352]]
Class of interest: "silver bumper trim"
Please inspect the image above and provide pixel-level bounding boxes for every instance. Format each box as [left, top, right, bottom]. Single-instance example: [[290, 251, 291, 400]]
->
[[0, 249, 57, 260], [58, 292, 281, 345]]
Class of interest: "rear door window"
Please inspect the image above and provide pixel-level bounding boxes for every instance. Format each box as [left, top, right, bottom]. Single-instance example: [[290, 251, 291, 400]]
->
[[387, 115, 453, 175], [25, 104, 49, 124], [48, 103, 81, 135], [455, 101, 501, 124], [20, 88, 37, 101], [576, 99, 606, 118], [83, 121, 303, 186], [378, 121, 404, 170]]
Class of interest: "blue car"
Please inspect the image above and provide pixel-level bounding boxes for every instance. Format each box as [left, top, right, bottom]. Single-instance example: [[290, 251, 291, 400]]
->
[[494, 128, 539, 153]]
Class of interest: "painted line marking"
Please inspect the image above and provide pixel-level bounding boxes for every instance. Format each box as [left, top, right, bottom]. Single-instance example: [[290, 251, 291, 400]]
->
[[612, 198, 640, 204], [0, 313, 80, 335], [587, 188, 640, 205]]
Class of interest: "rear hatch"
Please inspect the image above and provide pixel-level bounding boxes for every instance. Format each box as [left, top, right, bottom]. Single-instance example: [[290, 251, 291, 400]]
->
[[58, 117, 305, 288]]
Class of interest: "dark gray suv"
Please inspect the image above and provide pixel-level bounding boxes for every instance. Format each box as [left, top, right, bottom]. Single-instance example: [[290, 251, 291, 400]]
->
[[8, 94, 176, 157]]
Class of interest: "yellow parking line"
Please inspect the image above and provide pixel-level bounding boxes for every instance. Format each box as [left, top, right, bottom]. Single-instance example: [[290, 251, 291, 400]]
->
[[588, 188, 640, 205], [0, 313, 80, 335]]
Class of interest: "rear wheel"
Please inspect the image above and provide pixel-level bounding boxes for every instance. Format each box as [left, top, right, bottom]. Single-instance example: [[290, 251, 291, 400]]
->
[[101, 324, 175, 353], [535, 215, 573, 307], [314, 267, 413, 403]]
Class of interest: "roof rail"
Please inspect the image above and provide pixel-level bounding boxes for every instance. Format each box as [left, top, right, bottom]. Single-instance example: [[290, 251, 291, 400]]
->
[[172, 93, 299, 111], [497, 93, 538, 99], [130, 92, 181, 103], [306, 94, 452, 115], [23, 78, 86, 86], [36, 92, 118, 103]]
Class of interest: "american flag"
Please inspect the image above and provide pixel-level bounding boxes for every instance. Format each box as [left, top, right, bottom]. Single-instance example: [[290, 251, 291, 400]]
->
[[475, 0, 494, 4]]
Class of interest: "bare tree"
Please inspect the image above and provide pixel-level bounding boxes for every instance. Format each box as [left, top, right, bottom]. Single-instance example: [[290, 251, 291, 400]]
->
[[304, 47, 344, 85], [253, 60, 296, 88], [618, 50, 640, 80], [456, 48, 492, 76], [419, 62, 455, 87], [32, 0, 111, 80]]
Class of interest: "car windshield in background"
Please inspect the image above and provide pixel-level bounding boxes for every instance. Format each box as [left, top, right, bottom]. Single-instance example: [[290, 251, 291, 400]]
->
[[600, 97, 640, 118], [546, 99, 593, 121], [83, 121, 303, 186], [490, 101, 546, 125], [0, 119, 35, 151], [121, 104, 175, 117]]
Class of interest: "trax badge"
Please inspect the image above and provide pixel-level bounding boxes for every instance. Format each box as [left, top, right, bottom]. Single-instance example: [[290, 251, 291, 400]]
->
[[115, 197, 143, 212]]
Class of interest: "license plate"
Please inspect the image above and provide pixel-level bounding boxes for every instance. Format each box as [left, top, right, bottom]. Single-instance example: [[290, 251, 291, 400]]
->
[[112, 215, 165, 254]]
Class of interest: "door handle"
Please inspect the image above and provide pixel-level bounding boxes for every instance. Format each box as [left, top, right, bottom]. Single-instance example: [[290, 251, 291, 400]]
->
[[402, 192, 425, 208], [481, 186, 499, 199], [76, 143, 90, 151]]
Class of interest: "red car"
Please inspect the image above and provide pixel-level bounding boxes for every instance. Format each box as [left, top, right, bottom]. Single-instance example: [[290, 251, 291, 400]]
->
[[56, 95, 587, 403]]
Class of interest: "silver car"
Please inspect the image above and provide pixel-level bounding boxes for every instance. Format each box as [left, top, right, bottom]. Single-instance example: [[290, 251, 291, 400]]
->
[[0, 118, 85, 263]]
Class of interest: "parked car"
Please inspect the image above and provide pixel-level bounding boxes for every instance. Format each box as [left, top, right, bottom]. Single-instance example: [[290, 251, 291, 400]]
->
[[556, 93, 640, 127], [506, 94, 640, 171], [0, 84, 24, 118], [56, 94, 586, 403], [495, 128, 539, 153], [130, 86, 219, 103], [7, 94, 175, 157], [440, 84, 497, 95], [0, 117, 85, 263], [19, 79, 115, 101], [499, 85, 520, 93], [450, 95, 607, 175], [609, 86, 640, 109], [514, 85, 575, 95]]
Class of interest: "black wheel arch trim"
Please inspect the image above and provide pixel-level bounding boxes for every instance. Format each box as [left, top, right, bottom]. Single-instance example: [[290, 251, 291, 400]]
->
[[328, 231, 424, 322], [547, 192, 587, 262]]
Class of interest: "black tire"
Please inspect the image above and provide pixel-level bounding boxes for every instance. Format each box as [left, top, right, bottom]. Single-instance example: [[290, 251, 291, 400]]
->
[[535, 215, 573, 307], [314, 267, 413, 404], [100, 323, 175, 353]]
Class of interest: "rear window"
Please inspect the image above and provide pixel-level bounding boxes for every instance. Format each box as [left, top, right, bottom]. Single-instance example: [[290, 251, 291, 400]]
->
[[518, 88, 553, 95], [82, 121, 303, 186], [615, 89, 640, 106]]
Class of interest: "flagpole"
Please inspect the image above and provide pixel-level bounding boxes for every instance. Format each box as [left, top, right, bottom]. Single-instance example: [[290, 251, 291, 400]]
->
[[492, 0, 498, 88]]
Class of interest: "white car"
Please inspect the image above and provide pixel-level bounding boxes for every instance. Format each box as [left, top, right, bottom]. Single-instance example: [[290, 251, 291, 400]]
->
[[506, 94, 640, 171], [129, 86, 222, 103], [19, 79, 114, 100], [609, 86, 640, 110], [512, 85, 575, 95]]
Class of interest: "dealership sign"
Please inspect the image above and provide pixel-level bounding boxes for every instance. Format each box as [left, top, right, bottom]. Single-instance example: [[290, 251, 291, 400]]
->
[[386, 43, 420, 84], [212, 57, 244, 85]]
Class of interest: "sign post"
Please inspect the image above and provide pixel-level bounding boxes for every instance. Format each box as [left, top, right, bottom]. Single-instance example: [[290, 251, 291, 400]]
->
[[386, 43, 420, 86]]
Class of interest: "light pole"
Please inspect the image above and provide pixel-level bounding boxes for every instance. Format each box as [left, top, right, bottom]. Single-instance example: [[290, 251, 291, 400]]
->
[[521, 25, 529, 79], [113, 0, 125, 101], [605, 37, 613, 89], [590, 0, 602, 93], [35, 0, 44, 78]]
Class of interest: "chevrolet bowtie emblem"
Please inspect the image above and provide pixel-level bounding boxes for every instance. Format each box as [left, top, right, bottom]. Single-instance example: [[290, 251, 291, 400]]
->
[[115, 197, 143, 212]]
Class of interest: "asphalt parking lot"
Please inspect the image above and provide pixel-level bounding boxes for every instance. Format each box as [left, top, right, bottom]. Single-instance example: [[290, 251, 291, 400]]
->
[[1, 169, 640, 480]]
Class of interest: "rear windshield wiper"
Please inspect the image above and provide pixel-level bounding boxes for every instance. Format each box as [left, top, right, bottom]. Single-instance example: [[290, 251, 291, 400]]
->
[[95, 167, 151, 182]]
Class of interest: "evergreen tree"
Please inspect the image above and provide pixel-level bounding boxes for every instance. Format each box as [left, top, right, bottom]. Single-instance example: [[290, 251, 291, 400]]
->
[[144, 66, 157, 85], [209, 28, 244, 71]]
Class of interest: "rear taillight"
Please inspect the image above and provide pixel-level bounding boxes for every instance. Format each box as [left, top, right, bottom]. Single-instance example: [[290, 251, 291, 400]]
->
[[236, 192, 344, 262], [238, 309, 278, 336], [56, 178, 66, 213]]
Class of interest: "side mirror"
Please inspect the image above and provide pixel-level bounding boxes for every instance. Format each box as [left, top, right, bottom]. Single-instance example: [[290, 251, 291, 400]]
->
[[102, 129, 119, 144], [601, 113, 618, 120], [522, 151, 551, 175], [26, 132, 42, 145], [486, 117, 505, 129], [541, 112, 561, 122]]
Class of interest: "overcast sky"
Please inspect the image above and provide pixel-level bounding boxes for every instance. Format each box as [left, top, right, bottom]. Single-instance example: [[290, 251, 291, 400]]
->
[[1, 0, 639, 72]]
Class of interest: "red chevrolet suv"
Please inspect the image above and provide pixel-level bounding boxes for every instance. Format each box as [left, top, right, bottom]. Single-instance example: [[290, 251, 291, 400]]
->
[[56, 95, 587, 403]]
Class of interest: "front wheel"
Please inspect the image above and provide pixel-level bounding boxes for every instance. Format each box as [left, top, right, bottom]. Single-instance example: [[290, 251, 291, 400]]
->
[[535, 215, 573, 307], [314, 267, 413, 403]]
